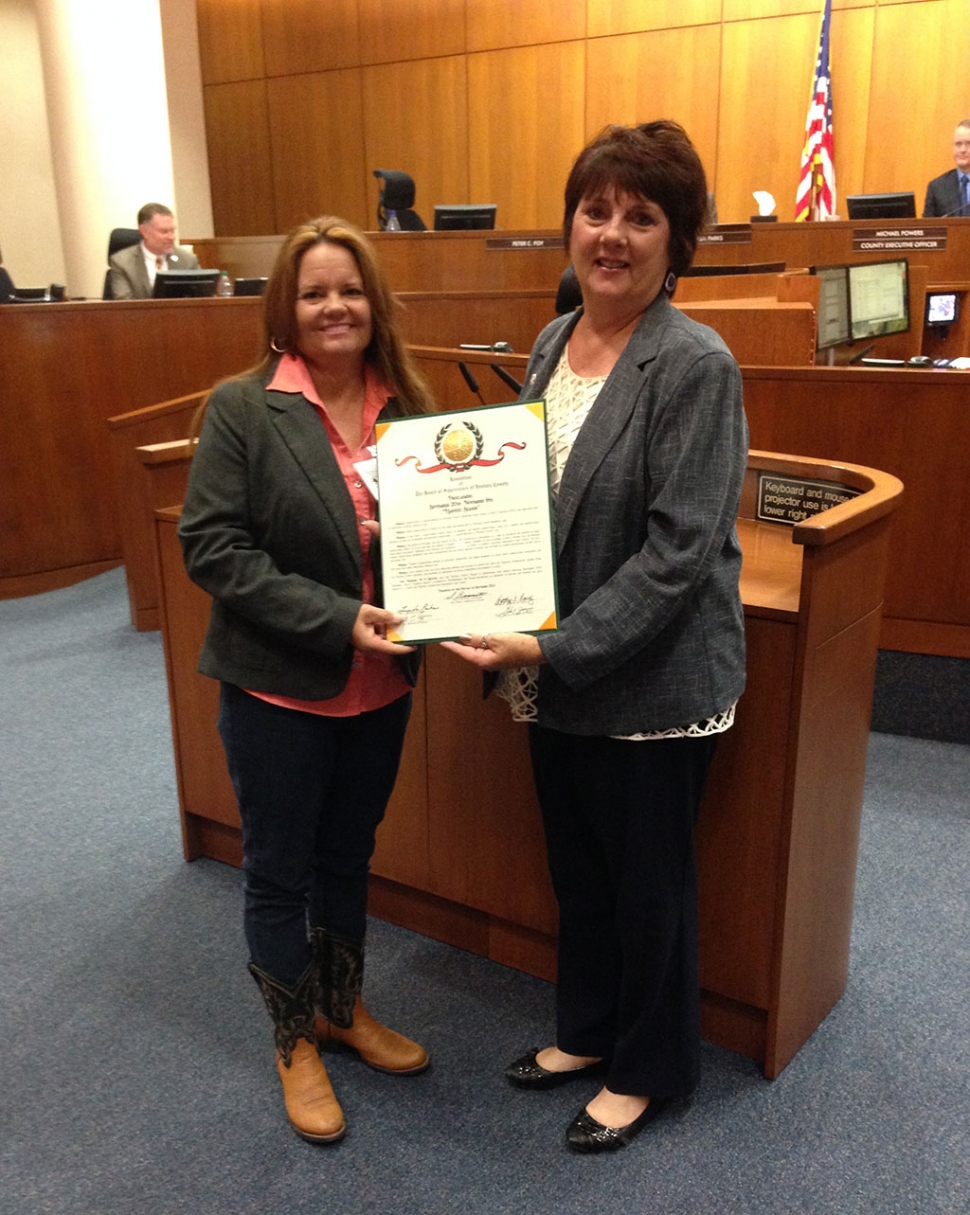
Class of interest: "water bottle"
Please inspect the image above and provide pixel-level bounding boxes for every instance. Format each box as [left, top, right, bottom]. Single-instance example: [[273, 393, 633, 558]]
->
[[385, 210, 402, 232], [216, 270, 232, 297]]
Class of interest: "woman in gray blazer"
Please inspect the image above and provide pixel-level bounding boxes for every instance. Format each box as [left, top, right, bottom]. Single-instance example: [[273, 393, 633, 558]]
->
[[445, 123, 747, 1153], [179, 218, 434, 1144]]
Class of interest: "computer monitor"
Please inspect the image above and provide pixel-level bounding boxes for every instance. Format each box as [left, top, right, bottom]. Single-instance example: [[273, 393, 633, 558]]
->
[[848, 259, 910, 341], [433, 204, 497, 231], [926, 290, 958, 326], [810, 264, 852, 350], [845, 192, 916, 220], [233, 277, 268, 296], [153, 269, 220, 298]]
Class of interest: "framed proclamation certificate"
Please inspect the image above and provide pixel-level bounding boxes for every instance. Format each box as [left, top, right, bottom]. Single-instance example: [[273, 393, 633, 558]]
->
[[374, 401, 559, 644]]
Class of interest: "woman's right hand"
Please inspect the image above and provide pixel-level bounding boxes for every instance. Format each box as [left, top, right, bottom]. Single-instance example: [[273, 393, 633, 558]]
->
[[352, 603, 416, 654]]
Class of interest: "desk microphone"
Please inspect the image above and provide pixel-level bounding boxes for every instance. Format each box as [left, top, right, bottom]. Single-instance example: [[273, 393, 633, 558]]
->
[[459, 341, 514, 353], [490, 363, 522, 394], [931, 202, 970, 219], [458, 361, 487, 405], [848, 343, 875, 364]]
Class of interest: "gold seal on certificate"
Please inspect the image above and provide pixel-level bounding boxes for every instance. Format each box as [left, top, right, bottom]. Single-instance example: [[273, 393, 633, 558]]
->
[[375, 401, 559, 644]]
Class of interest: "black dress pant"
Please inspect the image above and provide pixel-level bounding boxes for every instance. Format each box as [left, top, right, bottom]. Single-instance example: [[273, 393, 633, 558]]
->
[[528, 725, 717, 1099]]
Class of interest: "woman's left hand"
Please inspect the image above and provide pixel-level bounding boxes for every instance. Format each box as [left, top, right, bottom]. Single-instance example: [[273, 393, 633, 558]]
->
[[440, 632, 544, 670]]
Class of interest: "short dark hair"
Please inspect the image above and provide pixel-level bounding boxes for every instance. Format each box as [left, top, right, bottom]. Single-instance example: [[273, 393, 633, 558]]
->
[[563, 121, 709, 279], [137, 203, 173, 226]]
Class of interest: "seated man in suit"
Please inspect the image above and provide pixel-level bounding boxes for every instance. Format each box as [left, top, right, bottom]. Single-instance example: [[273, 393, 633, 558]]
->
[[923, 121, 970, 217], [108, 202, 199, 299]]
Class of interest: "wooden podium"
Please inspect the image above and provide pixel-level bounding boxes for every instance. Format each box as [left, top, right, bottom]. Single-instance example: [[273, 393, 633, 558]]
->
[[146, 443, 900, 1078]]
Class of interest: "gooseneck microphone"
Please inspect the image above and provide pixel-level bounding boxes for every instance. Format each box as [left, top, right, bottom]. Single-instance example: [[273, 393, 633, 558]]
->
[[490, 363, 523, 394], [457, 361, 487, 405]]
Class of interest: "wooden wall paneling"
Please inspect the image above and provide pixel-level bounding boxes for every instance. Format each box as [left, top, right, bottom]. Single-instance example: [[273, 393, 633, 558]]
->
[[742, 368, 970, 652], [155, 511, 241, 855], [697, 614, 794, 1010], [717, 13, 822, 224], [195, 0, 265, 85], [260, 0, 360, 75], [677, 300, 816, 365], [266, 70, 368, 232], [0, 299, 262, 595], [362, 57, 470, 224], [109, 398, 203, 630], [466, 0, 586, 52], [358, 0, 467, 65], [587, 0, 722, 39], [203, 81, 277, 235], [189, 236, 285, 278], [865, 0, 970, 200], [370, 672, 432, 890], [371, 230, 568, 293], [397, 291, 557, 352], [584, 26, 721, 182], [410, 348, 530, 412], [423, 647, 559, 935], [722, 0, 872, 19], [467, 43, 587, 230], [827, 4, 875, 209]]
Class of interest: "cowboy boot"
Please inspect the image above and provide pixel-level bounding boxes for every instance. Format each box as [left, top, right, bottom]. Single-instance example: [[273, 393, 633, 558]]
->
[[310, 929, 429, 1076], [249, 961, 346, 1142]]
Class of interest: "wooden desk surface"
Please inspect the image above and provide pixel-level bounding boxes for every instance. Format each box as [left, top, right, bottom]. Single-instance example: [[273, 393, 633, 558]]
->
[[737, 519, 802, 619]]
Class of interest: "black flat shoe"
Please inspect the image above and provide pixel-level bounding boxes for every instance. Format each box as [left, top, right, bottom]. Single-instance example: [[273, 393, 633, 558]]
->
[[565, 1095, 673, 1153], [505, 1049, 608, 1091]]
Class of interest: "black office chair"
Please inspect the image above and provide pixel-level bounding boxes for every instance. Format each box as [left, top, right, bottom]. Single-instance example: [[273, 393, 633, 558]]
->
[[103, 227, 142, 299], [372, 170, 426, 231], [555, 265, 582, 314]]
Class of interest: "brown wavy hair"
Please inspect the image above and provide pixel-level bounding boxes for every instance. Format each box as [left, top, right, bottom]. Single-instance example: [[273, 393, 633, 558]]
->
[[562, 121, 709, 280]]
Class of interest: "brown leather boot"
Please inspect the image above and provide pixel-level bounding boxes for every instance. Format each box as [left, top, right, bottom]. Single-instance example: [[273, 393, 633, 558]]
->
[[276, 1039, 346, 1142], [310, 929, 430, 1075], [249, 962, 346, 1142], [316, 996, 430, 1075]]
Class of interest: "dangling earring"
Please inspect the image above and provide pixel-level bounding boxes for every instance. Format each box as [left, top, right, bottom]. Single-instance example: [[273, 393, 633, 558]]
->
[[270, 338, 288, 354], [663, 270, 677, 295]]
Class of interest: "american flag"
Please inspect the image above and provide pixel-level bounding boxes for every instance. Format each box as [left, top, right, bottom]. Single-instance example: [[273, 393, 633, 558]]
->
[[795, 0, 836, 221]]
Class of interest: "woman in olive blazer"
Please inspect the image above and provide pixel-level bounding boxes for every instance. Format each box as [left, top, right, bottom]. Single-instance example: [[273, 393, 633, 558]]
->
[[180, 217, 433, 1146]]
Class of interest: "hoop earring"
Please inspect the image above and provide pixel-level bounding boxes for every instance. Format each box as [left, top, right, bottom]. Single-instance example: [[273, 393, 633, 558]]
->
[[270, 338, 288, 354], [663, 270, 677, 295]]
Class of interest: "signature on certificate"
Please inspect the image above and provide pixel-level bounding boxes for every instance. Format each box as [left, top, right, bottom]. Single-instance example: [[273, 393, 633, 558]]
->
[[495, 593, 536, 618]]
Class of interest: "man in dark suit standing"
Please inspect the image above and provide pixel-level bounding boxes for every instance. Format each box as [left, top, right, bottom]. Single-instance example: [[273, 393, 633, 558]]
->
[[108, 202, 199, 299], [923, 121, 970, 217]]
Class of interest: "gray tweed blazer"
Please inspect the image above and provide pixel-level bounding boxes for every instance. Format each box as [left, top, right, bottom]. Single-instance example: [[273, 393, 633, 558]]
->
[[526, 292, 748, 736]]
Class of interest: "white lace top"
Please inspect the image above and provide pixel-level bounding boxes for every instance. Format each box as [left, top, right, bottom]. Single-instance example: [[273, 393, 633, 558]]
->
[[496, 348, 736, 740]]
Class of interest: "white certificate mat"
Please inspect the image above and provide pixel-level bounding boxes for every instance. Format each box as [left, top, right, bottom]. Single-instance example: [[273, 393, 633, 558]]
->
[[375, 401, 559, 644]]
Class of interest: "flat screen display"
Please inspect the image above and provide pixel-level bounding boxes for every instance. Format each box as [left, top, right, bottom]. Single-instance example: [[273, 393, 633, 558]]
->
[[848, 259, 910, 341], [153, 269, 220, 298], [926, 291, 958, 325], [812, 265, 851, 350], [433, 204, 497, 231], [845, 192, 917, 220]]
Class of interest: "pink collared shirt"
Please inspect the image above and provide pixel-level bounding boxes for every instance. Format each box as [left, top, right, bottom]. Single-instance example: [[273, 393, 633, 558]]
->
[[247, 353, 410, 717]]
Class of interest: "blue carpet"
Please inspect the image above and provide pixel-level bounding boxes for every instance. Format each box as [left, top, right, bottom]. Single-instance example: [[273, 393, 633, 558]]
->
[[1, 569, 967, 1214]]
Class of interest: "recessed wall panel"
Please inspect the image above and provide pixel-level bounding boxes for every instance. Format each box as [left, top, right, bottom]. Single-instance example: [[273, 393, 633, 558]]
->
[[362, 57, 469, 222], [267, 70, 368, 231], [467, 42, 586, 230]]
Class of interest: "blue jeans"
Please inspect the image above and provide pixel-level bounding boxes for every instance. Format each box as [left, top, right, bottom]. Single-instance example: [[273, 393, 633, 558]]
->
[[218, 683, 412, 988]]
